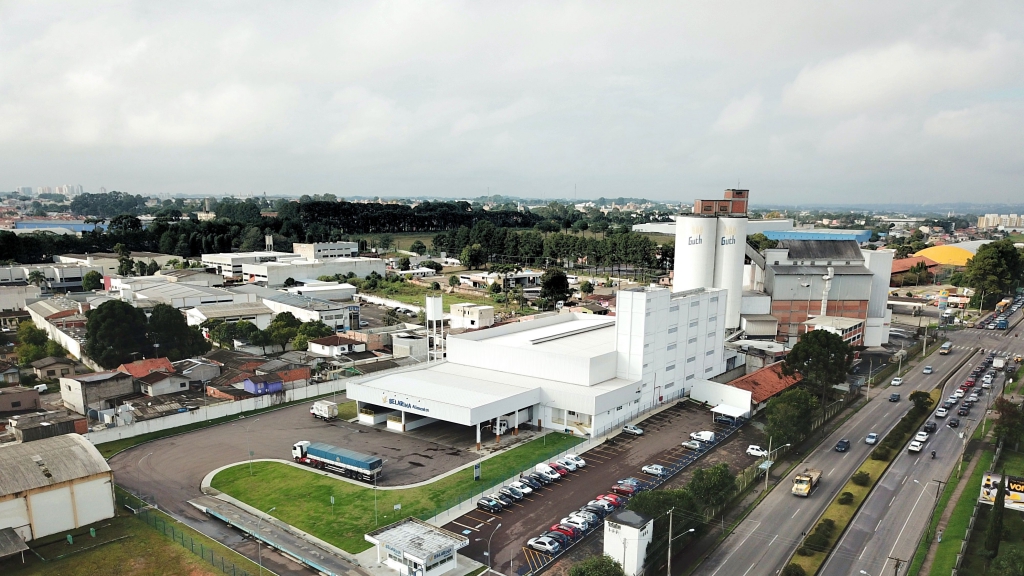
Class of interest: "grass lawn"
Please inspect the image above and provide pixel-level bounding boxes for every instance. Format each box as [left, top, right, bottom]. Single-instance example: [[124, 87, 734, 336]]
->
[[212, 432, 584, 554], [338, 400, 357, 420], [926, 449, 995, 575], [958, 453, 1024, 574], [0, 505, 263, 576]]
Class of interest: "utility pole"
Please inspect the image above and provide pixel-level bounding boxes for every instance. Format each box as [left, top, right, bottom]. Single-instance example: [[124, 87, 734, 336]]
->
[[888, 556, 905, 576], [666, 508, 674, 576]]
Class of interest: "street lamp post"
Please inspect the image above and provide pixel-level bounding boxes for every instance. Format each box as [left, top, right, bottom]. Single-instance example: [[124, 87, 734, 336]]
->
[[136, 451, 153, 504], [231, 418, 260, 477], [257, 506, 276, 576], [475, 523, 502, 575], [765, 442, 791, 492]]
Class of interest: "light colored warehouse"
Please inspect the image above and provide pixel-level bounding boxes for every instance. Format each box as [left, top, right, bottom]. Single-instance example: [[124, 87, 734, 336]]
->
[[0, 434, 115, 542]]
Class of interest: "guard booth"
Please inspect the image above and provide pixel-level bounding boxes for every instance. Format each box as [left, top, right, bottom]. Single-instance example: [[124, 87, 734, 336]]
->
[[365, 517, 469, 576]]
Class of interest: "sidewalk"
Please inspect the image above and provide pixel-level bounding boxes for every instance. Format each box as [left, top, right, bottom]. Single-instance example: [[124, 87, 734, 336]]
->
[[917, 441, 985, 575]]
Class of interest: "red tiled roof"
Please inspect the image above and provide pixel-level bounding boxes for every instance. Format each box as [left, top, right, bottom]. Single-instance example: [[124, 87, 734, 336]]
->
[[277, 367, 310, 383], [728, 362, 802, 404], [891, 256, 940, 275], [309, 334, 360, 347], [117, 358, 174, 378]]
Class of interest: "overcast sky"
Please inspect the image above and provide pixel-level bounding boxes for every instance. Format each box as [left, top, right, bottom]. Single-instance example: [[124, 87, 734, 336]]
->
[[2, 1, 1023, 204]]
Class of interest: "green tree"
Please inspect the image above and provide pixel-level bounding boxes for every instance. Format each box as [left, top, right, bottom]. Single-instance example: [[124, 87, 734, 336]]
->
[[540, 267, 571, 303], [449, 275, 460, 288], [209, 321, 237, 349], [146, 260, 160, 275], [909, 390, 934, 412], [134, 259, 148, 277], [378, 234, 394, 252], [422, 260, 443, 273], [460, 244, 487, 269], [747, 233, 778, 252], [987, 470, 1007, 557], [147, 303, 211, 360], [992, 545, 1024, 576], [409, 240, 427, 255], [994, 397, 1024, 446], [398, 257, 412, 271], [626, 488, 702, 571], [27, 270, 46, 288], [568, 555, 624, 576], [15, 321, 67, 365], [686, 463, 737, 509], [82, 270, 103, 291], [765, 388, 819, 445], [964, 239, 1024, 303], [84, 300, 152, 368], [782, 330, 853, 432], [579, 280, 594, 296]]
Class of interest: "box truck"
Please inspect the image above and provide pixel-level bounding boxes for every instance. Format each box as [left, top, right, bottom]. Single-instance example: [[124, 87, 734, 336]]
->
[[792, 468, 822, 497], [310, 400, 339, 421], [292, 441, 382, 482]]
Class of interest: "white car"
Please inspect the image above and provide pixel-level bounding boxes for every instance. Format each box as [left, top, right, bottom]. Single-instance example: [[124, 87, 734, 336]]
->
[[622, 424, 644, 436], [953, 389, 965, 399], [572, 510, 599, 524], [914, 431, 929, 443], [891, 377, 904, 386], [923, 366, 933, 374], [641, 464, 666, 476], [966, 395, 980, 404], [588, 500, 616, 513], [865, 433, 879, 445], [560, 516, 589, 531], [564, 454, 586, 468], [681, 440, 703, 450], [983, 374, 994, 384], [527, 536, 561, 554], [745, 445, 768, 457], [908, 441, 923, 452], [510, 481, 533, 495], [982, 381, 993, 389], [935, 407, 948, 418], [555, 458, 578, 472]]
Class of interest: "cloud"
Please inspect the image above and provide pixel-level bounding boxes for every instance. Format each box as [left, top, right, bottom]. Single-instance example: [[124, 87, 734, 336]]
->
[[712, 93, 762, 133]]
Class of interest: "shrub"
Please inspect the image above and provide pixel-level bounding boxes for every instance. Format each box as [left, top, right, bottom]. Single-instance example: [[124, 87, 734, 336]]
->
[[871, 446, 891, 460], [838, 491, 854, 505], [852, 471, 870, 486], [803, 531, 829, 552], [782, 564, 808, 576], [796, 546, 813, 557], [819, 519, 836, 535]]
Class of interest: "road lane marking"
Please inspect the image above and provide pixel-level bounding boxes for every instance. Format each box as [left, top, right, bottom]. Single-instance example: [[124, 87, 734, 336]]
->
[[901, 475, 908, 485], [829, 467, 836, 476], [889, 482, 931, 557], [742, 563, 757, 576], [859, 546, 868, 560], [791, 508, 800, 519], [710, 520, 760, 576], [889, 495, 896, 507]]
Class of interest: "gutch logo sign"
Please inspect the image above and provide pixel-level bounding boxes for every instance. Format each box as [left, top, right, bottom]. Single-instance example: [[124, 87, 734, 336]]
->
[[687, 225, 703, 246], [720, 224, 737, 246]]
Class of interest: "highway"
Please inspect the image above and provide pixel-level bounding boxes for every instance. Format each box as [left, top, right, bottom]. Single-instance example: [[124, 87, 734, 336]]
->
[[821, 325, 1023, 576], [693, 332, 978, 576]]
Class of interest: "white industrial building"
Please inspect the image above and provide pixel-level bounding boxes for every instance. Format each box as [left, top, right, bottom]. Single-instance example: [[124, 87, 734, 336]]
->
[[201, 250, 296, 277], [240, 257, 385, 287], [185, 302, 275, 329], [348, 285, 739, 445], [262, 293, 360, 330], [0, 434, 115, 542], [286, 281, 357, 301], [292, 242, 359, 260], [121, 282, 256, 309], [0, 263, 104, 292], [0, 285, 41, 312]]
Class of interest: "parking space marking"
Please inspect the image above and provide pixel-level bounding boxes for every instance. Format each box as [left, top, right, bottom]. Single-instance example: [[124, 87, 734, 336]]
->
[[449, 521, 479, 532], [465, 513, 498, 523]]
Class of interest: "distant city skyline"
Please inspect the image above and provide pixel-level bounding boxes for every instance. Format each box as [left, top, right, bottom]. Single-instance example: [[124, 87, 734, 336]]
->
[[2, 2, 1022, 203]]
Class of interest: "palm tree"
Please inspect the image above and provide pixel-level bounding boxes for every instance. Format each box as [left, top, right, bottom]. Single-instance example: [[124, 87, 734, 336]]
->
[[27, 270, 46, 289]]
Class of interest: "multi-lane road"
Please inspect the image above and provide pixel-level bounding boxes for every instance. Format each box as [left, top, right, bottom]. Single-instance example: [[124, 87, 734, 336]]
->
[[821, 324, 1022, 576], [694, 328, 1009, 576]]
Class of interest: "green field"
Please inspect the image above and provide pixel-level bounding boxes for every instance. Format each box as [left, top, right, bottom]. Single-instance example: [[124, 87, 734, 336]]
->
[[212, 432, 584, 553], [926, 449, 995, 575]]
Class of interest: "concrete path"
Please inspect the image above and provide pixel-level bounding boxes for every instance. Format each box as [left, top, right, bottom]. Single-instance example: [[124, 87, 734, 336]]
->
[[917, 440, 986, 574]]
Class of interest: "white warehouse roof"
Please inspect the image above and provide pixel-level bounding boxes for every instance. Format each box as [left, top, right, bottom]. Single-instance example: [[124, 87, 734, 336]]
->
[[0, 434, 110, 496]]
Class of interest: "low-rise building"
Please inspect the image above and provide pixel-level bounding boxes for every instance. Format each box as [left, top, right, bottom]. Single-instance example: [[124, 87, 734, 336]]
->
[[241, 257, 385, 287], [0, 387, 40, 412], [123, 282, 255, 309], [0, 263, 104, 292], [184, 302, 274, 329], [0, 361, 19, 385], [285, 281, 357, 301], [59, 371, 135, 416], [56, 252, 179, 275], [7, 411, 87, 443], [138, 371, 191, 397], [262, 293, 357, 330], [308, 335, 367, 357], [200, 250, 298, 277], [153, 269, 225, 287], [0, 285, 41, 312], [292, 242, 359, 260], [801, 317, 865, 346], [117, 358, 175, 379], [31, 356, 76, 380], [172, 359, 221, 385], [364, 517, 469, 576], [449, 303, 494, 330]]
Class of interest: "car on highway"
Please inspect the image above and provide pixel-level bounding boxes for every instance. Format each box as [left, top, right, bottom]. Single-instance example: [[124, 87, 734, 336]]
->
[[914, 431, 930, 442], [923, 421, 937, 433], [935, 407, 949, 418], [622, 424, 644, 436], [942, 400, 956, 409], [746, 445, 769, 457], [477, 498, 503, 513], [908, 441, 924, 452], [983, 374, 994, 384], [966, 394, 980, 404], [958, 405, 971, 416], [948, 418, 960, 428], [889, 393, 901, 402], [983, 381, 993, 389], [527, 536, 561, 554], [891, 377, 904, 386], [564, 454, 586, 468], [681, 440, 703, 450], [953, 389, 965, 399], [499, 486, 524, 502], [510, 481, 533, 495], [835, 439, 851, 452], [865, 432, 879, 445], [923, 365, 933, 374], [641, 464, 666, 476]]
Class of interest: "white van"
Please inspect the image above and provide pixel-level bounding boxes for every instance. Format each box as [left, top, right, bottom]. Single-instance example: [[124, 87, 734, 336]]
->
[[33, 384, 48, 394], [535, 463, 561, 481], [690, 431, 716, 443]]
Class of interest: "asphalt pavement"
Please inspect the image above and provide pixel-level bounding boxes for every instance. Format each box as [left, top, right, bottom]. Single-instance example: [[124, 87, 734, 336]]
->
[[820, 322, 1024, 576], [692, 334, 975, 576]]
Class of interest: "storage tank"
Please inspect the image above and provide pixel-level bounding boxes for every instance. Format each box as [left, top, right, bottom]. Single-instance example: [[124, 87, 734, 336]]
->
[[712, 216, 748, 329], [673, 215, 718, 292]]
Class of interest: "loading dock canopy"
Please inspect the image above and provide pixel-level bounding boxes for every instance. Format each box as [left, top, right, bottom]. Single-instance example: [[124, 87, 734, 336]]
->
[[711, 404, 748, 419], [0, 528, 28, 560]]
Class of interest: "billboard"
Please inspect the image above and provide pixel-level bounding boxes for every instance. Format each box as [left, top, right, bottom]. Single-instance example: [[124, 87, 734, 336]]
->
[[979, 472, 1024, 512]]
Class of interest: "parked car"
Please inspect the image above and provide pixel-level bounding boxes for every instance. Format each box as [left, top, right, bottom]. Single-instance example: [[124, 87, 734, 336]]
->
[[499, 486, 524, 502], [889, 393, 901, 402], [908, 441, 923, 453], [610, 484, 638, 496], [922, 365, 933, 374], [835, 439, 851, 452], [617, 477, 644, 486], [528, 472, 552, 486], [746, 445, 769, 457], [554, 458, 577, 472], [865, 432, 879, 445], [641, 464, 666, 476], [549, 524, 580, 540], [564, 454, 586, 468], [588, 500, 616, 514], [596, 494, 626, 507], [548, 463, 569, 476], [560, 517, 589, 531], [891, 377, 904, 386], [690, 431, 716, 443], [682, 440, 703, 450], [510, 481, 533, 495], [477, 498, 503, 513], [581, 504, 610, 518], [935, 407, 948, 418], [923, 421, 937, 433], [359, 320, 369, 327], [527, 536, 561, 554], [572, 510, 599, 524], [914, 431, 930, 443], [622, 424, 644, 436], [489, 493, 512, 507], [542, 531, 571, 547]]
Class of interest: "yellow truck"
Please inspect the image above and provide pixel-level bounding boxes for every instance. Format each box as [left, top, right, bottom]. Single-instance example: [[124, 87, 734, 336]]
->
[[792, 468, 822, 497]]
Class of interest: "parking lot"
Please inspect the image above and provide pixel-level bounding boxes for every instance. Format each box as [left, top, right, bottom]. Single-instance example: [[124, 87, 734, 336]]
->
[[440, 401, 767, 575]]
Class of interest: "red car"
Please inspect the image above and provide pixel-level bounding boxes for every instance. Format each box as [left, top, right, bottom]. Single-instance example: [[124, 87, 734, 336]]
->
[[548, 463, 569, 476], [596, 494, 625, 507], [550, 524, 581, 539], [964, 378, 975, 387], [610, 484, 637, 496]]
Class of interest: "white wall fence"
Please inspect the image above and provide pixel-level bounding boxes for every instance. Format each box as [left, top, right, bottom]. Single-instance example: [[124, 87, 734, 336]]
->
[[84, 379, 348, 445], [353, 294, 423, 313]]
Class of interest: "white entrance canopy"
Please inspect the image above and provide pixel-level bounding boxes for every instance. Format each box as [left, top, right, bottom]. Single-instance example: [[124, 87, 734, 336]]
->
[[711, 404, 748, 419]]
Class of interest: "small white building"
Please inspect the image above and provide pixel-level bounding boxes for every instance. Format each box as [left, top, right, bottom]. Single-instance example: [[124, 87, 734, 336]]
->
[[137, 371, 191, 397], [292, 242, 359, 260], [604, 509, 654, 576], [185, 302, 275, 329], [449, 303, 494, 330], [396, 267, 438, 280], [365, 517, 469, 576], [201, 251, 298, 277], [262, 293, 357, 330], [286, 281, 357, 301], [241, 257, 385, 287], [308, 334, 368, 357], [0, 263, 104, 292], [0, 434, 115, 542]]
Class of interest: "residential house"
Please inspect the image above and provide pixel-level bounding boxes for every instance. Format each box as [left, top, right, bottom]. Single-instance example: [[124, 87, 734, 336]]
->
[[242, 374, 284, 395], [31, 356, 76, 380], [0, 386, 41, 412], [308, 335, 367, 358], [59, 371, 136, 416], [727, 362, 802, 415], [172, 359, 221, 385], [138, 371, 191, 397], [117, 358, 174, 379], [0, 360, 20, 384]]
